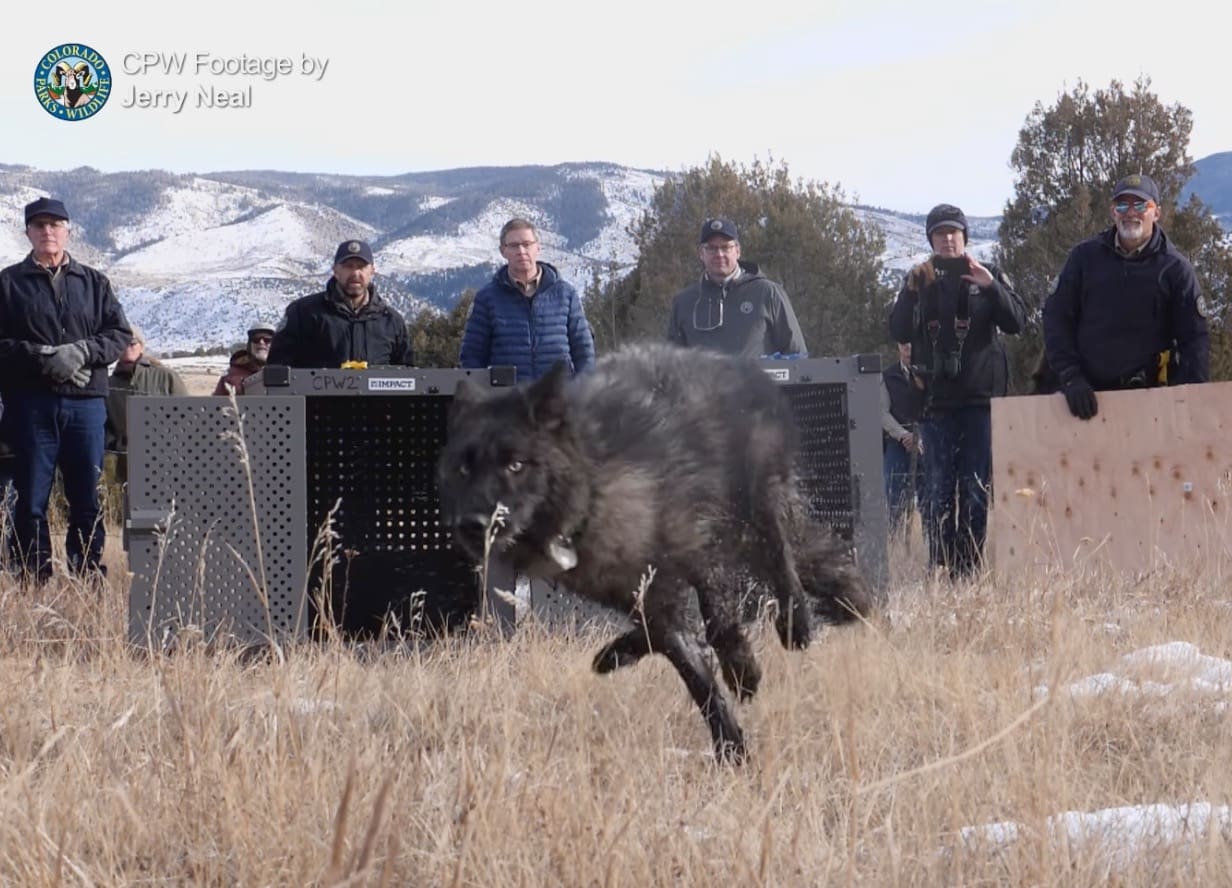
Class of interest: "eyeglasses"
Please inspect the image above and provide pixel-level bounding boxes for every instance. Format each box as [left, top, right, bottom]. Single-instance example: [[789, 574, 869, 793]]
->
[[28, 219, 67, 230], [1113, 200, 1155, 215], [502, 241, 538, 251], [701, 243, 737, 255], [251, 336, 272, 344]]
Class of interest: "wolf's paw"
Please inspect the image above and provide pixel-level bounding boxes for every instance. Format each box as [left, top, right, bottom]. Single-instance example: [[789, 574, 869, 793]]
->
[[775, 604, 812, 650], [722, 657, 762, 702], [713, 731, 748, 766]]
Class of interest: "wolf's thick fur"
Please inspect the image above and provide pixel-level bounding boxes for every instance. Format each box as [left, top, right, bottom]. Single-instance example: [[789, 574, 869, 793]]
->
[[437, 343, 871, 762]]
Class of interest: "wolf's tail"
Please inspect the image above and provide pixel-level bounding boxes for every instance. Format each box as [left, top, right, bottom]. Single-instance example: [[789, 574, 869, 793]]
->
[[794, 526, 874, 624], [781, 486, 874, 624]]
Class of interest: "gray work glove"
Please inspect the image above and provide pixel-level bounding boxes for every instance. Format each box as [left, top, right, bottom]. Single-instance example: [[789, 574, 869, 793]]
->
[[69, 367, 92, 388], [39, 341, 90, 383]]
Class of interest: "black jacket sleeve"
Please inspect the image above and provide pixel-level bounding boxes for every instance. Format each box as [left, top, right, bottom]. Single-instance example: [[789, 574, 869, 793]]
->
[[1168, 257, 1210, 384], [1042, 247, 1084, 384], [985, 267, 1027, 335]]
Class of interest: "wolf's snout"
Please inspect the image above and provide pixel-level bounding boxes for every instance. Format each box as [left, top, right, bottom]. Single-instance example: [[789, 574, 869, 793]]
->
[[449, 513, 492, 555]]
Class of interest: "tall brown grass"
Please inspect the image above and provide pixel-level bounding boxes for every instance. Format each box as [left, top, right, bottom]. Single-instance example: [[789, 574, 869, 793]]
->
[[2, 515, 1230, 885]]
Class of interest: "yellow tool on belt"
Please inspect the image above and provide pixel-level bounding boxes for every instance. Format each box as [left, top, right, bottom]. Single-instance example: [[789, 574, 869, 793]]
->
[[341, 360, 368, 369], [1156, 350, 1170, 385]]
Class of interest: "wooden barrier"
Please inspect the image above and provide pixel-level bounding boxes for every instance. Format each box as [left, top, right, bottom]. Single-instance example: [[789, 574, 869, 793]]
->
[[990, 382, 1232, 577]]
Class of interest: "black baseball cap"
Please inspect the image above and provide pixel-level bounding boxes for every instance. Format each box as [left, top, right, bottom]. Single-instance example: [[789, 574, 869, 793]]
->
[[25, 197, 69, 224], [699, 218, 738, 243], [1112, 174, 1160, 204], [333, 239, 374, 265]]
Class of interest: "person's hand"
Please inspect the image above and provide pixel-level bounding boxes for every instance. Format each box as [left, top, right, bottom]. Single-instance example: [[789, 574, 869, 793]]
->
[[1063, 376, 1098, 420], [899, 432, 915, 452], [961, 256, 995, 288], [69, 367, 91, 388], [39, 341, 89, 383]]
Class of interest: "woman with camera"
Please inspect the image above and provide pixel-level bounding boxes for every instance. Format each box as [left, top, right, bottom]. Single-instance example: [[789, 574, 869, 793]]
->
[[888, 204, 1028, 579]]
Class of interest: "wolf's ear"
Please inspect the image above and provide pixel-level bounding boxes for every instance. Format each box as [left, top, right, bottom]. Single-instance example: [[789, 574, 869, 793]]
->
[[449, 378, 480, 429], [526, 361, 569, 429], [453, 377, 478, 405]]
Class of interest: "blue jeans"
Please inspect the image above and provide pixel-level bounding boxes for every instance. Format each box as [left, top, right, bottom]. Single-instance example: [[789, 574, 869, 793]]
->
[[883, 437, 923, 535], [920, 406, 991, 578], [5, 394, 107, 582]]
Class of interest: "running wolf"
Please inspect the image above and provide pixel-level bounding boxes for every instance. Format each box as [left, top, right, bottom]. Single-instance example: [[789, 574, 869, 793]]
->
[[437, 343, 871, 762]]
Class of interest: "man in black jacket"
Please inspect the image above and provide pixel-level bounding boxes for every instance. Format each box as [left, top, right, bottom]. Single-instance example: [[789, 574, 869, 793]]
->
[[889, 204, 1027, 578], [0, 197, 132, 582], [268, 240, 412, 368], [1043, 174, 1209, 420]]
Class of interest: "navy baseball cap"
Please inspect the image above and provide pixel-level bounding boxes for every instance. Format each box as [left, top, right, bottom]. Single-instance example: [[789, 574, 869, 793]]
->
[[333, 239, 374, 265], [1112, 174, 1160, 204], [699, 218, 738, 243], [25, 197, 69, 224]]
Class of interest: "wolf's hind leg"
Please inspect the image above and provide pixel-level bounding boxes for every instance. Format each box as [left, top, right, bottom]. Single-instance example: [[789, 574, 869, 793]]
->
[[694, 578, 761, 701]]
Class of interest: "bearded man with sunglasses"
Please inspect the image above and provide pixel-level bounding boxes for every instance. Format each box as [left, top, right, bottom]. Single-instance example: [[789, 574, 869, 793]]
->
[[1043, 174, 1209, 421], [666, 218, 806, 358]]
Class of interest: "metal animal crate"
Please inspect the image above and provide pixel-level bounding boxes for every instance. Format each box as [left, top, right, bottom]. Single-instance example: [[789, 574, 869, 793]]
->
[[125, 357, 886, 645]]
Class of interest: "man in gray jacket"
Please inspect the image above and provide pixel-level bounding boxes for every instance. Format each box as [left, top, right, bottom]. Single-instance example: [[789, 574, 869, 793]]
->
[[666, 218, 806, 358]]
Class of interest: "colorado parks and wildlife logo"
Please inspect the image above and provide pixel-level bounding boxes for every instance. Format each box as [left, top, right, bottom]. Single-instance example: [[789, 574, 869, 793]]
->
[[34, 43, 111, 120]]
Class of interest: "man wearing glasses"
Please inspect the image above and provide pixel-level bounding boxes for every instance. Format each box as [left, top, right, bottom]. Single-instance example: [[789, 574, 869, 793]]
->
[[1043, 174, 1209, 420], [459, 218, 595, 380], [214, 323, 275, 395], [666, 218, 805, 358], [0, 197, 132, 583]]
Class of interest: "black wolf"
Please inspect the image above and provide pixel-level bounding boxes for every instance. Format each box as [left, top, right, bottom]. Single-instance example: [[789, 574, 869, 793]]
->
[[437, 343, 871, 762]]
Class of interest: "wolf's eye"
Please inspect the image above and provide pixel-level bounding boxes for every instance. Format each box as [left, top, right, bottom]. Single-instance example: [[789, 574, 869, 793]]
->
[[506, 460, 524, 474]]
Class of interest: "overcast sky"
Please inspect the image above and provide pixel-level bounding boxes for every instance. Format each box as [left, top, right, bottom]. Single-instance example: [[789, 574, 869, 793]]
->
[[6, 0, 1225, 216]]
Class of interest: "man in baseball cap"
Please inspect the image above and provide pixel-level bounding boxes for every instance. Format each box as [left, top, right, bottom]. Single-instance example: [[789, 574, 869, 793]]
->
[[1044, 170, 1208, 423], [666, 216, 806, 359], [0, 196, 132, 582], [268, 238, 412, 368]]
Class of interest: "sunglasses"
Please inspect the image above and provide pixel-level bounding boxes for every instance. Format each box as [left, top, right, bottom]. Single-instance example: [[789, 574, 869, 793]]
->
[[1113, 199, 1155, 215], [251, 335, 272, 344]]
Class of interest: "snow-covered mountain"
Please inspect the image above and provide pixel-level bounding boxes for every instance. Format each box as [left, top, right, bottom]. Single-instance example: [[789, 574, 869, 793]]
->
[[0, 162, 996, 353]]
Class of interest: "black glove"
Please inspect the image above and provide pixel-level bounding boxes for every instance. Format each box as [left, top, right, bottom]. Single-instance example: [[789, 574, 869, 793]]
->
[[39, 341, 90, 384], [1062, 376, 1098, 420]]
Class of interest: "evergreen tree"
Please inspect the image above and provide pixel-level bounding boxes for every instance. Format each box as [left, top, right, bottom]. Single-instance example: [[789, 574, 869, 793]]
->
[[997, 77, 1232, 389], [408, 291, 475, 368]]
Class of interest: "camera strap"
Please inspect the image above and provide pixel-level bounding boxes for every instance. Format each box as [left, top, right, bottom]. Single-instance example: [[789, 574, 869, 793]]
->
[[954, 284, 971, 351], [921, 278, 971, 351]]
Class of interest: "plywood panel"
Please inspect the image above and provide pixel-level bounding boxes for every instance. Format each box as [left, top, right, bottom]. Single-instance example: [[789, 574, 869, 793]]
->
[[991, 382, 1232, 578]]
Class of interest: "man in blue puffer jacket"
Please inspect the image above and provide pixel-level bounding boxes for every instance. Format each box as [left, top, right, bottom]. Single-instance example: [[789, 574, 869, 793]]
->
[[459, 218, 595, 380]]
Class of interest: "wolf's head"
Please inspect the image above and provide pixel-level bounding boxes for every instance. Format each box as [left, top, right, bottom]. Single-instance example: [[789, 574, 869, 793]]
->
[[437, 363, 587, 575]]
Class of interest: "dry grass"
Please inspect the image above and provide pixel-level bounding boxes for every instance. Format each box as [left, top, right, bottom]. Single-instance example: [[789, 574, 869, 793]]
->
[[3, 515, 1231, 886]]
